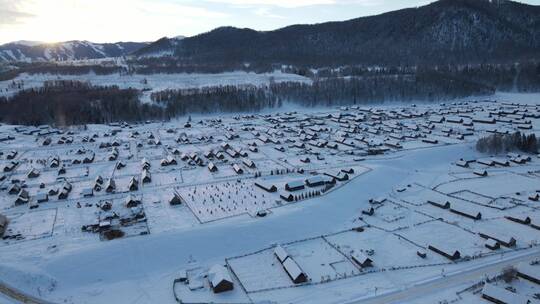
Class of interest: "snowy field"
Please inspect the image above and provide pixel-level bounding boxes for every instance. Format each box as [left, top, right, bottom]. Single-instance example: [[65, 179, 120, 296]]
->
[[0, 70, 312, 102], [0, 95, 540, 303]]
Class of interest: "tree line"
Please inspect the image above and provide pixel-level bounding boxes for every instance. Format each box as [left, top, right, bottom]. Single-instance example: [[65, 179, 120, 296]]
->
[[476, 132, 538, 154], [152, 70, 493, 115], [0, 70, 493, 126], [3, 60, 537, 93], [0, 63, 538, 126], [0, 80, 163, 126]]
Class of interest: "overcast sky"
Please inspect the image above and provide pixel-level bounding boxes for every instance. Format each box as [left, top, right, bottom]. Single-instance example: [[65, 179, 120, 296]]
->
[[1, 0, 539, 44]]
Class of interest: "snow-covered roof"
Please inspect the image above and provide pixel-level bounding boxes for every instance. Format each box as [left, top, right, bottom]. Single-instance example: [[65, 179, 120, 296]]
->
[[305, 176, 325, 184], [351, 252, 372, 266], [517, 263, 540, 282], [274, 245, 289, 263], [282, 257, 306, 281], [286, 180, 305, 189], [208, 264, 232, 288], [482, 283, 530, 304], [485, 239, 499, 247]]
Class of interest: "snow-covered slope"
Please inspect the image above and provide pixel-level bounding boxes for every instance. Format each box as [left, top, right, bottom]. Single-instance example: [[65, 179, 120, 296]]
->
[[8, 40, 43, 47], [0, 40, 148, 63], [132, 36, 184, 58]]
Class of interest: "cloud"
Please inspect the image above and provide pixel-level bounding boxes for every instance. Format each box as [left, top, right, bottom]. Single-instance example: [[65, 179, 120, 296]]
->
[[254, 7, 285, 18], [204, 0, 385, 8], [205, 0, 332, 8], [134, 0, 228, 18], [0, 0, 230, 43], [0, 0, 33, 26]]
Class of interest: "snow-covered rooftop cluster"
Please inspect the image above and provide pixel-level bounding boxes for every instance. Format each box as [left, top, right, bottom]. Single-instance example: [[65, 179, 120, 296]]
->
[[1, 96, 540, 303]]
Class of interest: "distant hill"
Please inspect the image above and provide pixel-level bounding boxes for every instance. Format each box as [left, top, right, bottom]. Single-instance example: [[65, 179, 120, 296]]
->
[[132, 36, 184, 58], [0, 40, 148, 63], [4, 0, 539, 67], [159, 0, 540, 66]]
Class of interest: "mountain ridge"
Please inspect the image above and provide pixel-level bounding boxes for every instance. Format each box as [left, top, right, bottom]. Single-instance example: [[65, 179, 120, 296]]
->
[[153, 0, 540, 66], [2, 0, 539, 66], [0, 40, 149, 63]]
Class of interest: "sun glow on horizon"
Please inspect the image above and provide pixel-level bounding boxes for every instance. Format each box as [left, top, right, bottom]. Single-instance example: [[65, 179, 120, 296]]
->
[[1, 0, 228, 44], [1, 0, 540, 45]]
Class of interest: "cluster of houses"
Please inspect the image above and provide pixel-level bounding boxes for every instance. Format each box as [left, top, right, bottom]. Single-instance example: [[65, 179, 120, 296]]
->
[[160, 155, 177, 166], [427, 199, 483, 221], [250, 105, 478, 156], [13, 125, 62, 137], [456, 152, 534, 178], [256, 101, 540, 161], [4, 102, 540, 302], [173, 263, 235, 299], [81, 193, 147, 240], [277, 168, 354, 202], [199, 143, 255, 174], [3, 100, 534, 217]]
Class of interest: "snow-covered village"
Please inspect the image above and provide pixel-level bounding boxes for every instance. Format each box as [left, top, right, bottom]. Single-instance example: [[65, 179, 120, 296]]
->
[[0, 95, 539, 303], [2, 0, 540, 303]]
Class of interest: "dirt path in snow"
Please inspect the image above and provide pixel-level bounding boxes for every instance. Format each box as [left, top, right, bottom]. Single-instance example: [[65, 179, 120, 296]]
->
[[0, 280, 56, 304]]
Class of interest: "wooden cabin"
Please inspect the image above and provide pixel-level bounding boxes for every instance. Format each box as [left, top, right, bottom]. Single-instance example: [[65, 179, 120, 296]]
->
[[124, 195, 141, 208], [141, 169, 151, 184], [169, 192, 182, 205], [208, 264, 234, 293], [485, 239, 500, 250], [428, 245, 461, 260], [105, 178, 116, 193], [478, 232, 516, 248], [282, 257, 308, 284], [232, 164, 243, 174], [427, 199, 451, 209], [255, 181, 277, 193], [482, 284, 530, 304], [128, 177, 139, 191], [351, 252, 373, 268], [208, 162, 218, 172], [285, 181, 305, 192]]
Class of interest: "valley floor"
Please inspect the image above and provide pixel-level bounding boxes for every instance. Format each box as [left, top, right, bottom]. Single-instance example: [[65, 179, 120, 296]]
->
[[1, 93, 540, 303]]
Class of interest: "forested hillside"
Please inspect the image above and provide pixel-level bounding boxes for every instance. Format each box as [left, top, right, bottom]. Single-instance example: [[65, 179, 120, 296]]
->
[[164, 0, 540, 67]]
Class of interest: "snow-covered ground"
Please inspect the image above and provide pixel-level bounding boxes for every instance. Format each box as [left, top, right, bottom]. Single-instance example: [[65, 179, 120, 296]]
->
[[0, 95, 540, 303], [0, 70, 312, 103]]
